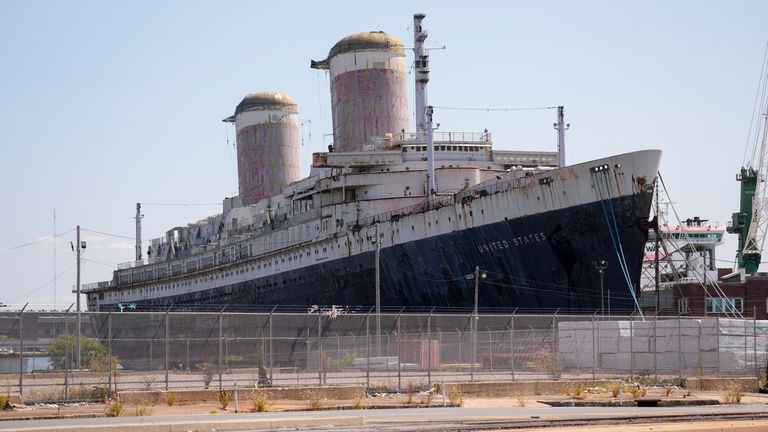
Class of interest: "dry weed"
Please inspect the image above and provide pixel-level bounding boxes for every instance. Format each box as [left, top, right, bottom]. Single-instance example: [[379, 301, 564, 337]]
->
[[250, 389, 272, 412], [721, 381, 743, 404]]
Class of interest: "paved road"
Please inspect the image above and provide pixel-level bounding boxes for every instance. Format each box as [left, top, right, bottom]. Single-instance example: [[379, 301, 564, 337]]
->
[[3, 404, 768, 431]]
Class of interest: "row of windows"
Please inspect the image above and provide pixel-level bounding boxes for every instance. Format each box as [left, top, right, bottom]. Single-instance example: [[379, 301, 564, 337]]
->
[[403, 145, 484, 153], [653, 232, 722, 240], [678, 297, 745, 314]]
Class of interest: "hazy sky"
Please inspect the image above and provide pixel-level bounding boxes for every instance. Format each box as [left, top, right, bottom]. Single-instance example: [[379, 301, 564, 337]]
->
[[1, 1, 766, 311]]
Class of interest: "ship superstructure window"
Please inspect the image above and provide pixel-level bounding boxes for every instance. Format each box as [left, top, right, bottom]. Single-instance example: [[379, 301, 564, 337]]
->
[[678, 298, 689, 314], [706, 297, 743, 314]]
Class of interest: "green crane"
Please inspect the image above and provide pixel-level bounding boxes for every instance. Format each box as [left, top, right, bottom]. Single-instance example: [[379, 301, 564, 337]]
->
[[727, 167, 759, 273], [728, 50, 768, 274]]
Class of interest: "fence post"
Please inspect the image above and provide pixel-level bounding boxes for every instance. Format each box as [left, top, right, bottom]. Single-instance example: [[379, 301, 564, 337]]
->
[[754, 306, 758, 379], [457, 329, 462, 367], [630, 313, 634, 382], [268, 308, 275, 385], [318, 313, 323, 387], [219, 310, 223, 391], [592, 312, 597, 380], [511, 312, 516, 381], [149, 337, 153, 371], [653, 313, 657, 382], [108, 312, 113, 395], [698, 317, 702, 375], [164, 310, 170, 391], [470, 311, 476, 382], [18, 308, 23, 398], [716, 316, 721, 377], [677, 312, 682, 383], [64, 307, 69, 400], [489, 329, 493, 370], [427, 310, 432, 388], [744, 315, 748, 375], [397, 313, 402, 391], [553, 310, 558, 378]]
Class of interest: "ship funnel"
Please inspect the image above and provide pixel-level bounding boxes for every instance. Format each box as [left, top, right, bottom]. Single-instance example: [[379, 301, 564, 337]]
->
[[224, 92, 301, 206], [312, 31, 409, 152]]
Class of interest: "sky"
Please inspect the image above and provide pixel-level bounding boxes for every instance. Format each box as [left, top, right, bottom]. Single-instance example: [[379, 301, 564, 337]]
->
[[0, 1, 766, 311]]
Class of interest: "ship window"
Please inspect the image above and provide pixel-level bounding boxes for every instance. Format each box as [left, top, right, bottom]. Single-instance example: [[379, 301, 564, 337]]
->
[[440, 146, 445, 151], [452, 146, 457, 151]]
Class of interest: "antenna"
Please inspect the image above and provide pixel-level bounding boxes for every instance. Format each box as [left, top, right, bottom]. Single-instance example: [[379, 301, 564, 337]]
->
[[135, 203, 143, 262], [553, 106, 570, 167], [53, 208, 56, 310], [414, 13, 437, 207]]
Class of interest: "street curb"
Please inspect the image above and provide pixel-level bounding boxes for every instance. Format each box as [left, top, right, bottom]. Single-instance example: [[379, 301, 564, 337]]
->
[[5, 415, 366, 432]]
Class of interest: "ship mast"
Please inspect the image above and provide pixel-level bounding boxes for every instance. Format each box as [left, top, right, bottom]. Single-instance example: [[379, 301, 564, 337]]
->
[[135, 202, 143, 262], [554, 106, 569, 167], [413, 13, 436, 206]]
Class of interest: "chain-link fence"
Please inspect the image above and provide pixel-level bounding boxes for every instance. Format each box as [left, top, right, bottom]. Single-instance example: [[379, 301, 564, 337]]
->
[[0, 310, 764, 401]]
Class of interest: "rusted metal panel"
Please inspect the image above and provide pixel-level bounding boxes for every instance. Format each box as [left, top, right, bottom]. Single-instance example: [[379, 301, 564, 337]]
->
[[237, 122, 300, 205], [330, 68, 409, 152]]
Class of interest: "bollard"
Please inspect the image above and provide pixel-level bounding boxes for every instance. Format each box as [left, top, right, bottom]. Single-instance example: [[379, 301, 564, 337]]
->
[[233, 382, 239, 413]]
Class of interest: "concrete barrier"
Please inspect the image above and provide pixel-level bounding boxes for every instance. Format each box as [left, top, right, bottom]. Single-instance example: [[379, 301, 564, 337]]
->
[[120, 385, 366, 404]]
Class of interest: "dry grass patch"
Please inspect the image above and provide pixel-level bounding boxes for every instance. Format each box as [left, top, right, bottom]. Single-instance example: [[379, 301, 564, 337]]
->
[[104, 398, 123, 417], [134, 400, 153, 416], [215, 389, 233, 410], [303, 389, 324, 410], [562, 382, 588, 399], [250, 389, 272, 412], [447, 386, 464, 407], [721, 380, 743, 404]]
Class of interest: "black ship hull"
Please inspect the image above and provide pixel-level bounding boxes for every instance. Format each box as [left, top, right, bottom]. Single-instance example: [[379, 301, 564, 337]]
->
[[97, 192, 653, 314]]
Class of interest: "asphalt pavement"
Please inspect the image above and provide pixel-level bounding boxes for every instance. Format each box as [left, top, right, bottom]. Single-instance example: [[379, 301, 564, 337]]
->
[[2, 404, 768, 432]]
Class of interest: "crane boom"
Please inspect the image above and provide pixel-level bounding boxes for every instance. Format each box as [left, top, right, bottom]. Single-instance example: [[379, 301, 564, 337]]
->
[[729, 49, 768, 274], [740, 117, 768, 273]]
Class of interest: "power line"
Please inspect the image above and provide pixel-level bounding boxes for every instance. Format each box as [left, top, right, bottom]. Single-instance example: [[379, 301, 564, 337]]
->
[[433, 105, 557, 112], [81, 228, 134, 240], [1, 228, 75, 251], [82, 257, 118, 269], [141, 203, 219, 206], [7, 263, 76, 302]]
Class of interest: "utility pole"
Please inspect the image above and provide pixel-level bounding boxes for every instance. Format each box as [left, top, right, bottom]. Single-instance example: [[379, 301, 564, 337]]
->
[[373, 231, 381, 356], [76, 225, 82, 369], [474, 266, 480, 321], [18, 302, 28, 396], [470, 266, 485, 381], [594, 260, 607, 317]]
